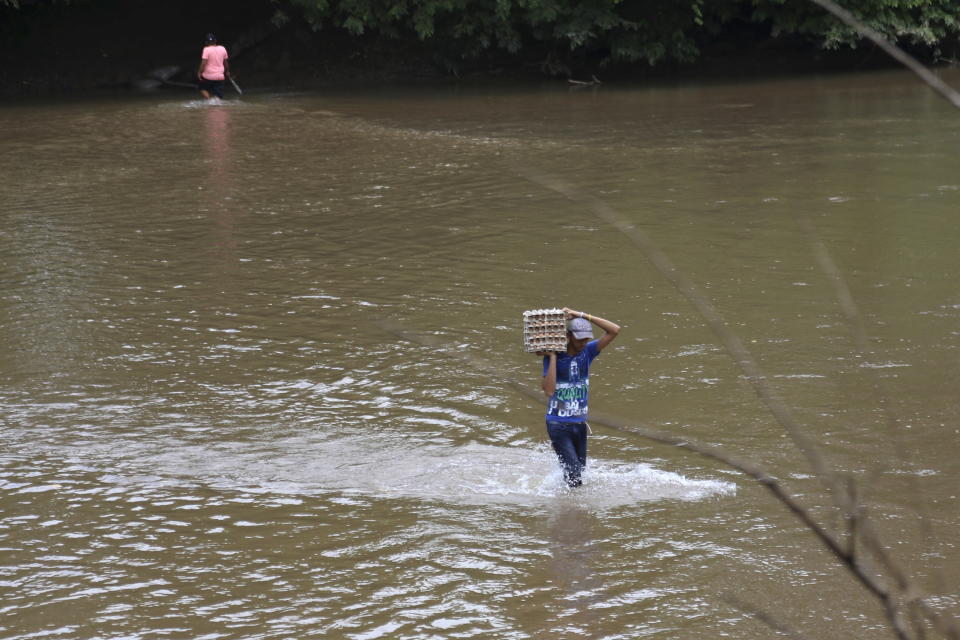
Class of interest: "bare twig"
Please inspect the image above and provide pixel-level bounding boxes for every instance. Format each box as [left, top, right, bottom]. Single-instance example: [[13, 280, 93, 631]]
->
[[722, 593, 813, 640], [807, 0, 960, 109], [804, 219, 959, 639], [508, 169, 960, 638], [375, 318, 911, 638]]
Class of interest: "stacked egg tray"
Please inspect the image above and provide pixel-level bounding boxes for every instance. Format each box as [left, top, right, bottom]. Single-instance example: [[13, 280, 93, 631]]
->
[[522, 308, 567, 353]]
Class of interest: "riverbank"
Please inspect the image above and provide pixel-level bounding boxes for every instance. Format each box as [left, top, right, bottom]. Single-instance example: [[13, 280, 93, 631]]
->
[[0, 0, 946, 99]]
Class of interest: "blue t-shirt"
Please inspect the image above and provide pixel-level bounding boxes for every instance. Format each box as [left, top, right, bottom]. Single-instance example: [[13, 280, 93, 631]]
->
[[542, 340, 601, 423]]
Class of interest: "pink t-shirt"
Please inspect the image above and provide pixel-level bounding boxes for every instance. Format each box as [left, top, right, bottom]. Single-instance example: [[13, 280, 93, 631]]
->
[[201, 45, 228, 81]]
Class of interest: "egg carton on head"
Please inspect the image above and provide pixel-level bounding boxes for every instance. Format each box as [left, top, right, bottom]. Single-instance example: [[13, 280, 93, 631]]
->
[[522, 308, 567, 352]]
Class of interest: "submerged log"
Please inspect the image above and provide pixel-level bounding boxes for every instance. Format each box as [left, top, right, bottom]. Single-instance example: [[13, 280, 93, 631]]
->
[[568, 75, 602, 87]]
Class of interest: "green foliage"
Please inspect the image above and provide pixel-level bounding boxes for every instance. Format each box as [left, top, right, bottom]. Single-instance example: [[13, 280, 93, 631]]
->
[[4, 0, 959, 72], [278, 0, 960, 71], [747, 0, 960, 49], [282, 0, 709, 68]]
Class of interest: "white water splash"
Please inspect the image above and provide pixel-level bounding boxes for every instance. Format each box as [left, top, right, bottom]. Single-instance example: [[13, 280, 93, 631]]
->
[[25, 433, 735, 509]]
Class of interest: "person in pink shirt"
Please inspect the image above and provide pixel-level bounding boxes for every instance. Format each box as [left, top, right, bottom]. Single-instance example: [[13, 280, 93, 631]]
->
[[197, 33, 230, 100]]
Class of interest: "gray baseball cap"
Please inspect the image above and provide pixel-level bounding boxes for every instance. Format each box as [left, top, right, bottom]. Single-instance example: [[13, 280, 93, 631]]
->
[[569, 317, 593, 339]]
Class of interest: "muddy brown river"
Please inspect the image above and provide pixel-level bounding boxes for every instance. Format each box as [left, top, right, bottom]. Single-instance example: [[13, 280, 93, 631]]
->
[[2, 68, 959, 639]]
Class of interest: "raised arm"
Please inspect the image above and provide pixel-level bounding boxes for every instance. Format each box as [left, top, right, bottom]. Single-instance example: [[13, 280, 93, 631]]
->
[[563, 307, 620, 352], [542, 352, 557, 397]]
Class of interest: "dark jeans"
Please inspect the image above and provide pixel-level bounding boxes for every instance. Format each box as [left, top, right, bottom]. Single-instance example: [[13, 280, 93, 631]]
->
[[547, 421, 588, 487]]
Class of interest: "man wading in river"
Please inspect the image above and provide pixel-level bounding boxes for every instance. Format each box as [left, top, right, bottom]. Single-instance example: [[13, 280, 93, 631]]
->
[[540, 307, 620, 487]]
